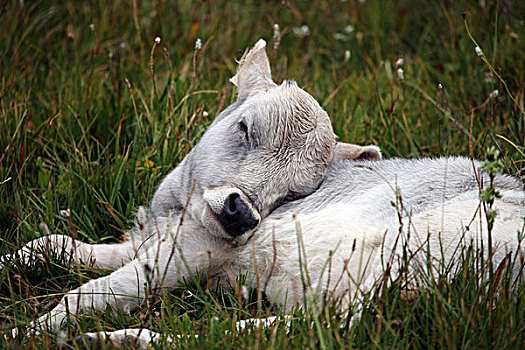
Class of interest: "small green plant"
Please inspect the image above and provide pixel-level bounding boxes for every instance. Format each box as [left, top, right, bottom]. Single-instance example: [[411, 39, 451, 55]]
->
[[480, 146, 504, 235]]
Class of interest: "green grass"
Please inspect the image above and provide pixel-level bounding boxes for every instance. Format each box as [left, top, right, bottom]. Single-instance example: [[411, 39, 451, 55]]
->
[[1, 0, 524, 348]]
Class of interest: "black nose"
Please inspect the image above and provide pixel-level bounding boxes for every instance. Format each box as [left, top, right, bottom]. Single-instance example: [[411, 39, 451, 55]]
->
[[218, 193, 259, 237]]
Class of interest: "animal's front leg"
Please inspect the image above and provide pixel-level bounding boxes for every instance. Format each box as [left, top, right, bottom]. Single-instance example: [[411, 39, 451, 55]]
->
[[0, 234, 142, 272], [18, 222, 224, 335], [27, 257, 151, 333], [0, 234, 87, 269]]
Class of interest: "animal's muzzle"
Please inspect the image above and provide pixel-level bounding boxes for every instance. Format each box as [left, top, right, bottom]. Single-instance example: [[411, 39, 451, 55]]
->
[[202, 186, 261, 241], [218, 193, 260, 237]]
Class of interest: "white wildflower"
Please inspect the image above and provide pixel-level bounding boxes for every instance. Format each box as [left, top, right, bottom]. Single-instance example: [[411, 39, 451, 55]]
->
[[195, 38, 202, 50], [202, 111, 209, 117], [273, 23, 281, 50], [120, 42, 127, 49], [396, 58, 404, 66], [344, 50, 351, 62], [89, 23, 95, 31], [438, 83, 443, 89], [489, 89, 499, 99], [154, 36, 161, 44], [344, 25, 355, 34], [397, 67, 404, 80], [293, 25, 310, 38], [273, 24, 280, 41], [301, 25, 310, 36], [60, 209, 71, 218], [475, 46, 483, 57]]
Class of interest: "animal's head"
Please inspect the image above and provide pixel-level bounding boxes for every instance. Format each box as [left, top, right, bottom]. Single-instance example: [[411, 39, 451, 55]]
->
[[150, 39, 380, 244]]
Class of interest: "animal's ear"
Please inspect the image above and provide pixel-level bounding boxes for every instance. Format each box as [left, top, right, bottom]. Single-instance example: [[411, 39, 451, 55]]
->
[[331, 142, 382, 162], [230, 39, 277, 100]]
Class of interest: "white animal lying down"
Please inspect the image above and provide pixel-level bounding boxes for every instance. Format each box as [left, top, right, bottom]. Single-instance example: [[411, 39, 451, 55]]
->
[[3, 40, 525, 347], [2, 40, 380, 344]]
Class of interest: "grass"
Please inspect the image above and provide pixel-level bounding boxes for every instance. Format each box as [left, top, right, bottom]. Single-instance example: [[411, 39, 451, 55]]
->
[[1, 0, 524, 348]]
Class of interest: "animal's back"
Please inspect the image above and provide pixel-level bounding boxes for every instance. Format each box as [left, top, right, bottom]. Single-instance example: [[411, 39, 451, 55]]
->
[[274, 156, 524, 224], [259, 156, 524, 306]]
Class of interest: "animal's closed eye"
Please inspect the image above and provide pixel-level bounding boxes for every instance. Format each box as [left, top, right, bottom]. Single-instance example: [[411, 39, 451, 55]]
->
[[238, 119, 249, 144]]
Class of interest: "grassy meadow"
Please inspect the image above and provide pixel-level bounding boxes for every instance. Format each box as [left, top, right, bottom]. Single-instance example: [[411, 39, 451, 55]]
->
[[1, 0, 524, 348]]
